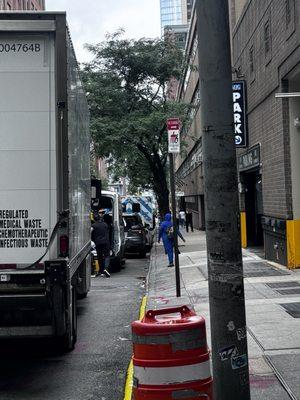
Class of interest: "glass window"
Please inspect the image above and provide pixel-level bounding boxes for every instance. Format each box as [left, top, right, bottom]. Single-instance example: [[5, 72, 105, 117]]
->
[[160, 0, 183, 28], [286, 0, 292, 26]]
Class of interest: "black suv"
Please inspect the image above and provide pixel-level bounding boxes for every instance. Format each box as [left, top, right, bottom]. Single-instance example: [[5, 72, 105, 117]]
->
[[123, 213, 148, 258]]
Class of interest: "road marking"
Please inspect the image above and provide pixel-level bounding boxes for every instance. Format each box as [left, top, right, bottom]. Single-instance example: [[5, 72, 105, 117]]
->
[[123, 296, 147, 400]]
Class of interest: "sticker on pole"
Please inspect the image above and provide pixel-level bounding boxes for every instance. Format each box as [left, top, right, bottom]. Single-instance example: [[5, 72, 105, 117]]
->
[[231, 354, 248, 370], [167, 118, 181, 154]]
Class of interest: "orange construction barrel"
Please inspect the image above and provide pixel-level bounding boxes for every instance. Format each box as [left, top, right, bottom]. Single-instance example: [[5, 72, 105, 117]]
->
[[131, 305, 213, 400]]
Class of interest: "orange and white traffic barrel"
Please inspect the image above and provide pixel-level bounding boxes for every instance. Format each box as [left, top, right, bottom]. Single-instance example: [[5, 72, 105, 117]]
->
[[131, 305, 213, 400]]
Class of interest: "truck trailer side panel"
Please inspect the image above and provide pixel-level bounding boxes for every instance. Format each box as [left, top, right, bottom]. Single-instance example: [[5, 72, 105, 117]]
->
[[67, 32, 90, 265], [0, 32, 57, 265]]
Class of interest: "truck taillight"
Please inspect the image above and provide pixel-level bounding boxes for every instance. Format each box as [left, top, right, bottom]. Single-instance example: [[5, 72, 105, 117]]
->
[[0, 264, 16, 270], [60, 235, 69, 257]]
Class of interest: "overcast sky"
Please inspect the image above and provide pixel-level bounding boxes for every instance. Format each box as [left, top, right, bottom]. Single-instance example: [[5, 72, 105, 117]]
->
[[46, 0, 161, 62]]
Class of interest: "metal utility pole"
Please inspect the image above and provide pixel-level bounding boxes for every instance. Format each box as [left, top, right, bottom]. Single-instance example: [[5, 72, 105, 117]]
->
[[195, 1, 251, 399]]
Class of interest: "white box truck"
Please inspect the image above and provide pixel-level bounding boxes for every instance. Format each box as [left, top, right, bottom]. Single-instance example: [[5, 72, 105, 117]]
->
[[0, 12, 91, 351]]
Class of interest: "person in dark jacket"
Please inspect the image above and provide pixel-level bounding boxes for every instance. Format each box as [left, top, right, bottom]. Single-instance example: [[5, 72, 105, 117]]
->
[[158, 213, 185, 267], [185, 209, 194, 232], [91, 214, 111, 277]]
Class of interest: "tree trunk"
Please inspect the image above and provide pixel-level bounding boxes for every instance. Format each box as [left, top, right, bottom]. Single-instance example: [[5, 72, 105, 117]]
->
[[139, 147, 170, 217], [152, 172, 170, 217]]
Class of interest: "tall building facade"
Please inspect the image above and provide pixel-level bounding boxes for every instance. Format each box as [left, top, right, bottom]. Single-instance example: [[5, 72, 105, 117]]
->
[[161, 1, 195, 99], [160, 0, 194, 30], [175, 7, 204, 230], [176, 0, 300, 269], [228, 0, 247, 33], [0, 0, 45, 10], [232, 0, 300, 269]]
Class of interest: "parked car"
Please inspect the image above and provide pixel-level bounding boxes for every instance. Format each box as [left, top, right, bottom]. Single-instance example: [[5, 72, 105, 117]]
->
[[124, 213, 150, 258]]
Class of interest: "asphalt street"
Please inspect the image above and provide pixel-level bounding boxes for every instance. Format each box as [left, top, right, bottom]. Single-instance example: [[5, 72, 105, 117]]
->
[[0, 255, 149, 400]]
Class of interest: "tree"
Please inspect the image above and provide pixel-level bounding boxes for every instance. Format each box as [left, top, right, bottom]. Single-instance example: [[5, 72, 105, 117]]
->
[[82, 31, 189, 215]]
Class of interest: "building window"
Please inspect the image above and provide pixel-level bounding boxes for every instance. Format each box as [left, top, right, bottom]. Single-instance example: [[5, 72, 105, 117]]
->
[[286, 0, 292, 26], [285, 0, 295, 38], [264, 20, 271, 56], [183, 65, 191, 93], [249, 46, 254, 75], [190, 34, 198, 59]]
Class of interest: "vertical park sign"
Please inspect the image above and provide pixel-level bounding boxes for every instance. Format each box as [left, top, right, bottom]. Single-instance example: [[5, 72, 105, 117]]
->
[[233, 81, 247, 147]]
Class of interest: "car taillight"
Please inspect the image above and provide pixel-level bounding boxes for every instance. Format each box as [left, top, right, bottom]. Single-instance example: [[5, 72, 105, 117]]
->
[[60, 235, 69, 257]]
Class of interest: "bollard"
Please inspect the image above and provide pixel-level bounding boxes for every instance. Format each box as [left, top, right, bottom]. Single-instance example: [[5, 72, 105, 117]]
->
[[131, 305, 213, 400]]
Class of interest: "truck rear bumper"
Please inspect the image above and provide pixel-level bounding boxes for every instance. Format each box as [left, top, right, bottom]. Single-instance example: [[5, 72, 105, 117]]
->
[[0, 293, 53, 338], [0, 293, 48, 310], [0, 325, 53, 338]]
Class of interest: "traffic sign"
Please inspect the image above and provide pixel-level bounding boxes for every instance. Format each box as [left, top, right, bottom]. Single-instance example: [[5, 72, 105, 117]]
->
[[167, 118, 180, 131], [167, 118, 181, 154]]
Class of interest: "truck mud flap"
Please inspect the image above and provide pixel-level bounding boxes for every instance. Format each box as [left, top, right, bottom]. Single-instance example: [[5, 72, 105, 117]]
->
[[45, 260, 69, 337]]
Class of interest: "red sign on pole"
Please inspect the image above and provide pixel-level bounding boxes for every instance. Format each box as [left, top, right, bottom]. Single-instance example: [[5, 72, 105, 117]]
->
[[167, 118, 180, 131]]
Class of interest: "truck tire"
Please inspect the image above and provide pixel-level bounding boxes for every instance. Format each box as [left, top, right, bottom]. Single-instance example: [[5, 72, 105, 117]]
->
[[139, 249, 147, 258], [77, 292, 88, 300], [110, 256, 122, 272], [57, 285, 77, 352], [76, 257, 91, 300]]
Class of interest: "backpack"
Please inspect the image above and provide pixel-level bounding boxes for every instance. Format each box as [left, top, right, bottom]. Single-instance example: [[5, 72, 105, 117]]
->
[[166, 226, 174, 240]]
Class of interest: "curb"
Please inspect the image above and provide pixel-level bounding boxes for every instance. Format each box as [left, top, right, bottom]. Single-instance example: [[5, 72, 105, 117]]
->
[[123, 241, 156, 400], [123, 295, 148, 400]]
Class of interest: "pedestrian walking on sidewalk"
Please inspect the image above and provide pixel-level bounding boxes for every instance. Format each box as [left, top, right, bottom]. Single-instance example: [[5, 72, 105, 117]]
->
[[158, 213, 185, 267], [179, 209, 186, 228], [185, 209, 194, 232], [91, 214, 111, 277]]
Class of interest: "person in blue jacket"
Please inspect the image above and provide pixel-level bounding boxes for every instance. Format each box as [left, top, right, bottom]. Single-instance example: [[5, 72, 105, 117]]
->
[[158, 213, 185, 267]]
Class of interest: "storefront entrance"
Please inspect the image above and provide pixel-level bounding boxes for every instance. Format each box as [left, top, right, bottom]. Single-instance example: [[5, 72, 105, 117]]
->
[[239, 145, 264, 248], [243, 170, 264, 247]]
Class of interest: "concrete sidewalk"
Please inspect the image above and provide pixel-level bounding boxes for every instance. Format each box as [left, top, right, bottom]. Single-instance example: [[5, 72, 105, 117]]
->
[[147, 230, 300, 399]]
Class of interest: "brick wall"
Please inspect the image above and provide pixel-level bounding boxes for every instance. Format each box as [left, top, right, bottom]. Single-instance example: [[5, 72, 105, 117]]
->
[[0, 0, 45, 10], [233, 0, 300, 219]]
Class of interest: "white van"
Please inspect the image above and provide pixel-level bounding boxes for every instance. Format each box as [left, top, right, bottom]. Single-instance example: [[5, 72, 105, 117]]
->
[[98, 191, 125, 269]]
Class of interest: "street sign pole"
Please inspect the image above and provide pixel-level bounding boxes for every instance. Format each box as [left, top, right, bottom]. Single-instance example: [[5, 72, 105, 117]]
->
[[167, 118, 181, 298], [169, 153, 181, 297]]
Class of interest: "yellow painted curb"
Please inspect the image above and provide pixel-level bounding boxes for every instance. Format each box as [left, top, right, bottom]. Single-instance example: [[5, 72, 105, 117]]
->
[[123, 359, 134, 400], [123, 296, 147, 400], [139, 296, 147, 320]]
